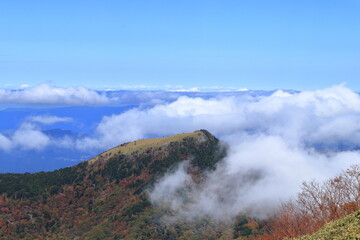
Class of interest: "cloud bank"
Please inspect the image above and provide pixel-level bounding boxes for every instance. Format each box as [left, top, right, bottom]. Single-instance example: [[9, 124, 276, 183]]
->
[[28, 115, 73, 125], [79, 85, 360, 150], [0, 84, 110, 105], [0, 84, 269, 107]]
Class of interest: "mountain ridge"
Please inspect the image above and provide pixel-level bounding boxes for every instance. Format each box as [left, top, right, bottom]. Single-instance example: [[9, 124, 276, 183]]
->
[[88, 130, 207, 165], [0, 129, 227, 239]]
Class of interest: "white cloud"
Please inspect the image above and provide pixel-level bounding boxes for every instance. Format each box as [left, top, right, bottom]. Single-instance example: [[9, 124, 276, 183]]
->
[[237, 88, 249, 92], [149, 161, 193, 212], [116, 84, 159, 90], [28, 115, 73, 125], [167, 87, 200, 92], [166, 86, 249, 92], [11, 123, 50, 151], [19, 84, 30, 89], [0, 83, 258, 107], [0, 84, 110, 105], [0, 134, 12, 151], [0, 116, 75, 151]]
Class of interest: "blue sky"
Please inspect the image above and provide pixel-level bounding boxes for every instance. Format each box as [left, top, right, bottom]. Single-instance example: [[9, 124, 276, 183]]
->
[[1, 0, 359, 91]]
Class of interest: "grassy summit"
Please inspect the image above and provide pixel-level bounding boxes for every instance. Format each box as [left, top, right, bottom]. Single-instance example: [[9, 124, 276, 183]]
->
[[88, 131, 206, 164]]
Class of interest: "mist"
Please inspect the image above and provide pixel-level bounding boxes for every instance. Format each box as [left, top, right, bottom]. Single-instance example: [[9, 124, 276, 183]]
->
[[145, 85, 360, 220]]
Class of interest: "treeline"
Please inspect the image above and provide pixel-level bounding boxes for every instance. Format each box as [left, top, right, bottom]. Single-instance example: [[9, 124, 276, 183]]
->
[[0, 162, 87, 199]]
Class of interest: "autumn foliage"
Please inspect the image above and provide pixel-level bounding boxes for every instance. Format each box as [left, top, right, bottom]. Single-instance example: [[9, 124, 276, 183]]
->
[[258, 165, 360, 240], [0, 129, 358, 239], [0, 131, 227, 239]]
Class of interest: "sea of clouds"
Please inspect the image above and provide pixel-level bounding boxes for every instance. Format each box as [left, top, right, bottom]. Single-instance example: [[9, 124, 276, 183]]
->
[[145, 84, 360, 220], [1, 84, 360, 219]]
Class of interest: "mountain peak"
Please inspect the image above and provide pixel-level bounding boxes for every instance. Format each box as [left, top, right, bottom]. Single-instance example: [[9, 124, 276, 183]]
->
[[88, 130, 214, 164]]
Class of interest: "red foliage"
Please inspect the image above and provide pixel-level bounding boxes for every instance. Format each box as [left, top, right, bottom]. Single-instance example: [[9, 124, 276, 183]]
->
[[1, 207, 10, 213], [259, 165, 360, 240]]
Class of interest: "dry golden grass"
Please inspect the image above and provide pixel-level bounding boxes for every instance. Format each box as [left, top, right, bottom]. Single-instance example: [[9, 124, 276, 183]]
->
[[88, 131, 204, 164]]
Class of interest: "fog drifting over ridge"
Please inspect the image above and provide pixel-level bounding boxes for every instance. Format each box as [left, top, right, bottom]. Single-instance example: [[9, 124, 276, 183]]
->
[[140, 84, 360, 220], [1, 84, 360, 219]]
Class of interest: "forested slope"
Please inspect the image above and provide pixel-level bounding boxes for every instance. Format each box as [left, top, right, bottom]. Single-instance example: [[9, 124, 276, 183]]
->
[[0, 130, 228, 239], [0, 130, 358, 239]]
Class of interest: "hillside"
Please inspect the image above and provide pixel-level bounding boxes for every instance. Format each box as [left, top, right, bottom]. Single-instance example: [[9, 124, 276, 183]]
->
[[1, 130, 358, 239], [0, 130, 230, 239], [292, 210, 360, 240]]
